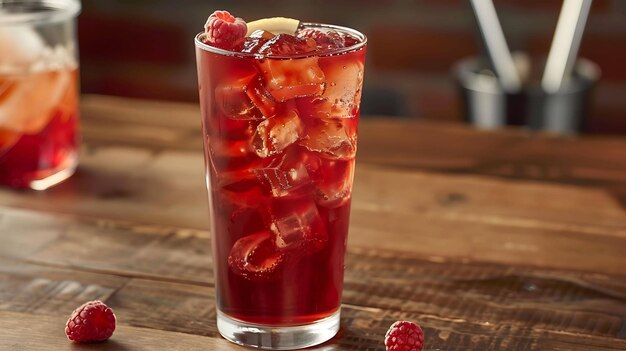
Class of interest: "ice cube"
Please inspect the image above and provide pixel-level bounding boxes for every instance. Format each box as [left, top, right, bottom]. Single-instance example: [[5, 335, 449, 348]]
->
[[297, 28, 348, 51], [312, 158, 355, 208], [257, 34, 316, 57], [0, 26, 45, 70], [228, 230, 285, 281], [211, 140, 266, 207], [246, 76, 277, 118], [251, 107, 304, 158], [0, 27, 71, 134], [268, 198, 327, 253], [297, 58, 364, 119], [259, 57, 325, 102], [299, 119, 357, 160], [214, 73, 264, 120], [253, 147, 312, 197], [31, 45, 77, 72], [232, 30, 275, 54], [250, 30, 276, 40], [0, 69, 70, 134]]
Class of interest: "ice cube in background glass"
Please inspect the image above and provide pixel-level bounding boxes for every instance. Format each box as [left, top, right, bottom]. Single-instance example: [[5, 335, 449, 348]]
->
[[228, 230, 285, 281], [269, 197, 327, 254], [298, 59, 364, 119], [299, 118, 356, 160], [251, 107, 304, 158], [31, 45, 77, 71], [0, 70, 70, 134], [259, 57, 325, 102], [0, 26, 45, 70], [215, 74, 264, 120], [0, 26, 70, 134]]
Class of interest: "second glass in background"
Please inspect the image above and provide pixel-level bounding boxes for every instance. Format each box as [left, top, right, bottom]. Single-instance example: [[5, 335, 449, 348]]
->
[[0, 0, 81, 189]]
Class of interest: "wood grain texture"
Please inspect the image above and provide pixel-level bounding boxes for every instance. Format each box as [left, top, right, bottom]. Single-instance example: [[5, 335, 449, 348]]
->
[[2, 246, 626, 350], [1, 206, 626, 350], [0, 311, 237, 351], [0, 146, 209, 228], [0, 95, 625, 350], [79, 95, 626, 188], [2, 160, 626, 275]]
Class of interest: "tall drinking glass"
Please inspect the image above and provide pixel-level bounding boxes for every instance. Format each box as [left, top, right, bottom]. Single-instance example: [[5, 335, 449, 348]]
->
[[0, 0, 80, 190], [195, 23, 366, 349]]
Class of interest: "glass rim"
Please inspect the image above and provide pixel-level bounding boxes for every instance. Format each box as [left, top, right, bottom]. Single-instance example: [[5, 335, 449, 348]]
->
[[0, 0, 81, 25], [194, 22, 367, 59]]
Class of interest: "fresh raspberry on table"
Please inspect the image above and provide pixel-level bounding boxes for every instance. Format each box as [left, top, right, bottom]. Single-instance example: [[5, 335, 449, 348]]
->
[[204, 10, 247, 49], [385, 321, 424, 351], [65, 300, 116, 343]]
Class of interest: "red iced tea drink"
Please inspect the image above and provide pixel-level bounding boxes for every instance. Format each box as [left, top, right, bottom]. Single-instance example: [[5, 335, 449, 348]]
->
[[195, 12, 366, 349]]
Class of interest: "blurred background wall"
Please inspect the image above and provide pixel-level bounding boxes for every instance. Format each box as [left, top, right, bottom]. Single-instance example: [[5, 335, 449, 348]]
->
[[78, 0, 626, 135]]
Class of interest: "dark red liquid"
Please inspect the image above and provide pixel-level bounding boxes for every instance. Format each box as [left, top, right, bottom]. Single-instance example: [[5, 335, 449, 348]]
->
[[196, 34, 366, 325], [0, 69, 79, 189]]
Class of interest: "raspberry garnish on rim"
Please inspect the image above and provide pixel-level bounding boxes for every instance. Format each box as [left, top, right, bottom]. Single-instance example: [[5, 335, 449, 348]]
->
[[203, 12, 361, 54], [204, 10, 247, 49]]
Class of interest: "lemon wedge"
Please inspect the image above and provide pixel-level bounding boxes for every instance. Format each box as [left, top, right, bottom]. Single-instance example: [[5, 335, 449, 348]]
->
[[245, 17, 300, 36]]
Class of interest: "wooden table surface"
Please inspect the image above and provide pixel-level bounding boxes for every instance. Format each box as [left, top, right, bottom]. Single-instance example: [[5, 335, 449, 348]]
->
[[1, 95, 626, 350]]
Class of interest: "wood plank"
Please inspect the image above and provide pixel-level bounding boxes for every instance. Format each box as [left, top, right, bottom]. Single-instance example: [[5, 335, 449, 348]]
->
[[357, 120, 626, 188], [353, 167, 626, 235], [3, 310, 624, 351], [108, 279, 626, 351], [0, 208, 212, 285], [1, 94, 625, 350], [80, 96, 203, 152], [1, 97, 623, 240], [2, 256, 626, 350], [0, 258, 127, 315], [343, 248, 626, 337], [2, 157, 624, 239], [79, 95, 626, 188], [0, 96, 623, 251], [0, 311, 237, 351], [350, 208, 626, 275], [2, 211, 626, 342], [2, 161, 626, 275], [0, 146, 209, 229]]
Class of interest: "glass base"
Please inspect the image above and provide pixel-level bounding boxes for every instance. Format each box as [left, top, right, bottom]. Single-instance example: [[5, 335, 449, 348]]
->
[[29, 152, 78, 190], [217, 309, 340, 350]]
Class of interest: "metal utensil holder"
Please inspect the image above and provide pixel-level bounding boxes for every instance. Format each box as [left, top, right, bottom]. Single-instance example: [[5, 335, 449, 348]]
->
[[455, 55, 600, 134]]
